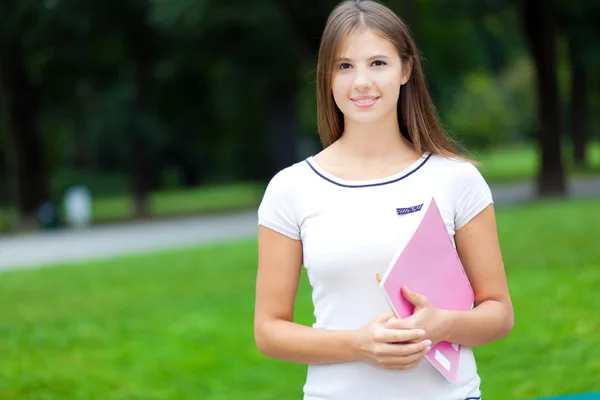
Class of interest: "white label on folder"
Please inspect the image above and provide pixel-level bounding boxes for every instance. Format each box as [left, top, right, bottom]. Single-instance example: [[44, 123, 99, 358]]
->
[[435, 350, 451, 371], [451, 343, 459, 351]]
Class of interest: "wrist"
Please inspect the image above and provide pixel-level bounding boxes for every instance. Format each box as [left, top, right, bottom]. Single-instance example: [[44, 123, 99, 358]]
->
[[438, 309, 455, 343], [347, 328, 367, 362]]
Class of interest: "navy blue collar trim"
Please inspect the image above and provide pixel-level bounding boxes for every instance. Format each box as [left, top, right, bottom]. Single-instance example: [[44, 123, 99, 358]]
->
[[305, 153, 432, 188]]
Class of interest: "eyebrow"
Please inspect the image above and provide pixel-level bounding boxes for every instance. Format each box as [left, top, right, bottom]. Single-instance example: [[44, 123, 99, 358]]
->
[[334, 54, 392, 62]]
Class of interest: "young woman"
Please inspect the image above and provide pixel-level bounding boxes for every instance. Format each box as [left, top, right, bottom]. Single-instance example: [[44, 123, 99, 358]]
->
[[254, 1, 513, 399]]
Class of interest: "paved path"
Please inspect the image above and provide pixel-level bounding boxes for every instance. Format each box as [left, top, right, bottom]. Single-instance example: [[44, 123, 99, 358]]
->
[[0, 211, 259, 271], [1, 176, 600, 272], [484, 175, 600, 206]]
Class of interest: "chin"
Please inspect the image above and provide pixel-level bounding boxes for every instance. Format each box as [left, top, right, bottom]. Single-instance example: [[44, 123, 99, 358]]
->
[[344, 111, 386, 125]]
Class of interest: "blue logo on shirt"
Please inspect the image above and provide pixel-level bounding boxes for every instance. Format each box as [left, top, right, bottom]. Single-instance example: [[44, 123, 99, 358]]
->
[[396, 203, 423, 215]]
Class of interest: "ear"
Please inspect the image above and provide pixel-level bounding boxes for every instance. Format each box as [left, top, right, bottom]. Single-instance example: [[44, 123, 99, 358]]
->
[[400, 56, 413, 86]]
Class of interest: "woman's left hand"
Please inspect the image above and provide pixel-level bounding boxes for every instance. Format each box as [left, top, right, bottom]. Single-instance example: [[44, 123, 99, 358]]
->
[[384, 286, 449, 347]]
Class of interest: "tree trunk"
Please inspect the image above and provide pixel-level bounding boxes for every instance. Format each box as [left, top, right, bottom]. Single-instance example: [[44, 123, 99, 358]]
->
[[128, 57, 152, 219], [0, 94, 9, 206], [568, 35, 588, 167], [128, 126, 150, 219], [181, 161, 200, 187], [125, 3, 155, 219], [179, 147, 205, 187], [0, 41, 50, 229], [522, 0, 566, 197]]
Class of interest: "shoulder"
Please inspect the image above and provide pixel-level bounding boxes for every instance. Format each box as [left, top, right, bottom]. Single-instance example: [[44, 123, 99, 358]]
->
[[426, 153, 494, 230], [424, 153, 490, 193], [262, 160, 312, 195], [426, 153, 485, 181], [257, 160, 311, 240]]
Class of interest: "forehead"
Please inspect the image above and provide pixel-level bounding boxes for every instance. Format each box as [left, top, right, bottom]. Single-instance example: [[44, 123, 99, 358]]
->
[[335, 28, 398, 59]]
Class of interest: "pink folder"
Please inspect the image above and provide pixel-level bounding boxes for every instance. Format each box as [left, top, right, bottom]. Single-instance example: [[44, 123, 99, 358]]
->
[[378, 197, 474, 381]]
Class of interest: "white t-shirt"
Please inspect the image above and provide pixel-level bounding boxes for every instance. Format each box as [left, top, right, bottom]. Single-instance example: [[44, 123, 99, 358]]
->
[[257, 152, 493, 400]]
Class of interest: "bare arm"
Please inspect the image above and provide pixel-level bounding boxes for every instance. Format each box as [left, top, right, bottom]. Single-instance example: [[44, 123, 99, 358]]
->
[[254, 225, 430, 367], [441, 204, 514, 347], [254, 225, 360, 364]]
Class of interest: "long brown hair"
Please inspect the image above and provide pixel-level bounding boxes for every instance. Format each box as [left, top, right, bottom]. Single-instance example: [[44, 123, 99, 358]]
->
[[316, 0, 471, 162]]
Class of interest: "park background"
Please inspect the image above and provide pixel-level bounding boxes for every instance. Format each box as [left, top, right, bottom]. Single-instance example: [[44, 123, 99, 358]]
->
[[0, 0, 599, 399]]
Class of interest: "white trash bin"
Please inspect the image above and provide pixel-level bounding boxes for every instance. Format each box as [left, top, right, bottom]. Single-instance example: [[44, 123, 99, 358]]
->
[[64, 186, 92, 228]]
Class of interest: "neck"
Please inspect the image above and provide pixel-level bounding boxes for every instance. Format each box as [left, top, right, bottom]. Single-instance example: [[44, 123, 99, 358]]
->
[[336, 114, 416, 161]]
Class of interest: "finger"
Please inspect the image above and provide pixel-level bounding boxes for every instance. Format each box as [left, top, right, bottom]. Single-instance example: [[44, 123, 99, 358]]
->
[[380, 339, 431, 358], [384, 316, 417, 330], [402, 286, 430, 309], [382, 318, 425, 345], [382, 351, 427, 370], [385, 317, 426, 343], [379, 345, 430, 370], [379, 327, 426, 344]]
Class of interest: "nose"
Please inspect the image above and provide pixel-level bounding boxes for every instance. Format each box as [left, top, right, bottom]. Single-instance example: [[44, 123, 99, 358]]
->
[[352, 67, 372, 91]]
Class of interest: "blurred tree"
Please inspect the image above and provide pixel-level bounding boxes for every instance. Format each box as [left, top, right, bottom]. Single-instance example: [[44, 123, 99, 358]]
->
[[4, 0, 599, 234], [445, 63, 534, 149], [434, 0, 600, 196], [388, 0, 531, 156], [567, 32, 589, 168], [556, 1, 600, 168], [273, 0, 337, 171], [412, 0, 493, 112], [81, 0, 164, 218], [521, 0, 566, 197], [0, 89, 8, 204], [150, 0, 309, 181], [121, 0, 161, 218], [0, 1, 51, 228], [56, 0, 169, 217]]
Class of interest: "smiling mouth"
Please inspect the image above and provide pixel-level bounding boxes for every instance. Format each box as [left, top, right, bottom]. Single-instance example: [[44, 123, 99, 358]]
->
[[351, 96, 380, 107]]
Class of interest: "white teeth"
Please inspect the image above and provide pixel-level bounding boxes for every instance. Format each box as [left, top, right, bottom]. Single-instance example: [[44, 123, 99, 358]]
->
[[354, 98, 376, 104]]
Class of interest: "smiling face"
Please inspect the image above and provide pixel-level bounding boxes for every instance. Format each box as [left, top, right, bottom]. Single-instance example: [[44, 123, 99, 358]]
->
[[331, 28, 410, 126]]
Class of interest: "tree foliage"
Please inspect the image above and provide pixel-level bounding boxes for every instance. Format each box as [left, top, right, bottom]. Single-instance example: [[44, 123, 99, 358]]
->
[[0, 0, 599, 226]]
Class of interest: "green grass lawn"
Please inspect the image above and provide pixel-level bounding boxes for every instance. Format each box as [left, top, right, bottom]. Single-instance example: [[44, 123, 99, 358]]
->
[[470, 141, 600, 183], [1, 198, 599, 399], [92, 181, 266, 223]]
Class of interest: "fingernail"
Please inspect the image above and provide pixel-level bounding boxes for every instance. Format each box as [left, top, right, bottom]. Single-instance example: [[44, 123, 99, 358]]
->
[[418, 330, 425, 336], [425, 346, 431, 353], [425, 340, 432, 347]]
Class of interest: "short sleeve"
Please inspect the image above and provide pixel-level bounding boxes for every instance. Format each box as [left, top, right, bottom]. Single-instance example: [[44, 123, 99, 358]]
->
[[453, 162, 494, 230], [257, 168, 301, 240]]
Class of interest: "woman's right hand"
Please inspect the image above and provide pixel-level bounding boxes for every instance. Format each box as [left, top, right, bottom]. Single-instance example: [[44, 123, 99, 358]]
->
[[353, 312, 432, 371]]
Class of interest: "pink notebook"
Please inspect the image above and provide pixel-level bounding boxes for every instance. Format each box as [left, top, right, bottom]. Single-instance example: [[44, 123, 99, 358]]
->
[[378, 197, 474, 382]]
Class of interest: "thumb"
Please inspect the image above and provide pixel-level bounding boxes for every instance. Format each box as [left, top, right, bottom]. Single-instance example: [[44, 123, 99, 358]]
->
[[402, 286, 429, 309]]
